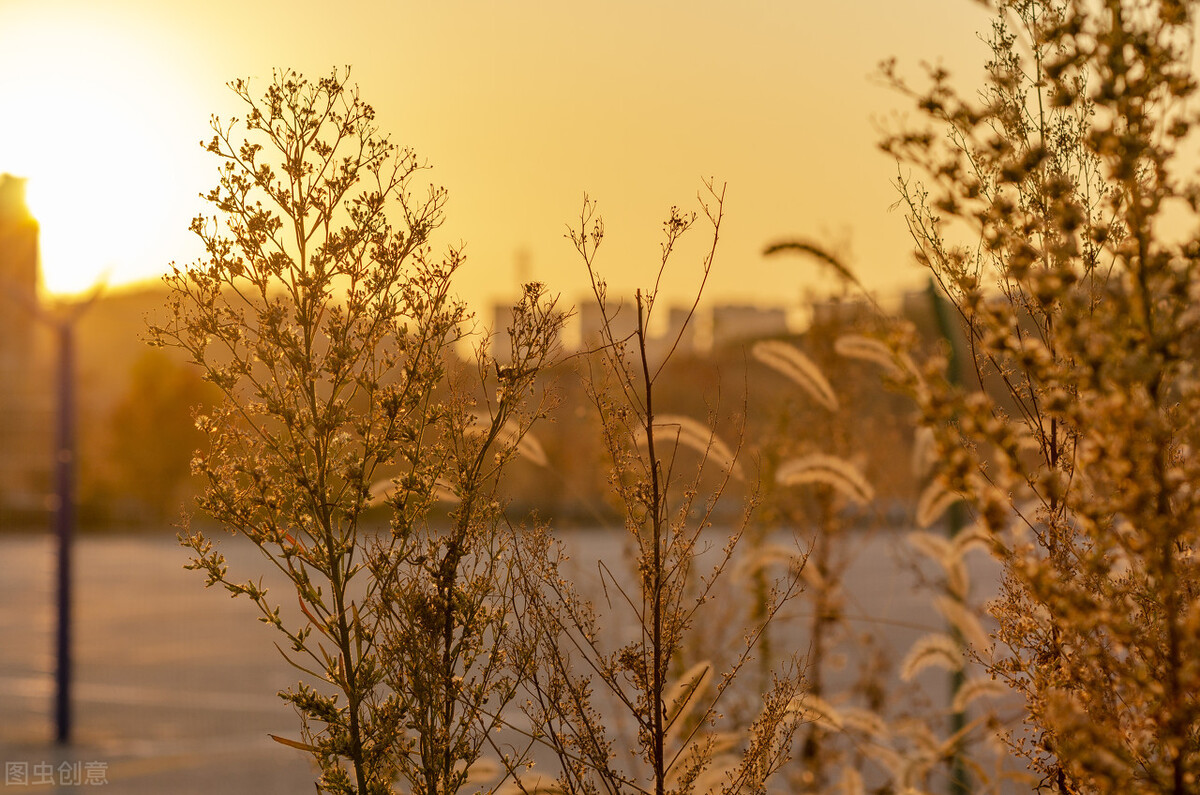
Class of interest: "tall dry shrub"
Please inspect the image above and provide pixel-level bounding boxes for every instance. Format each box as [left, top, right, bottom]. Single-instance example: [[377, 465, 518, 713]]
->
[[884, 2, 1200, 791], [507, 185, 806, 795], [152, 69, 563, 794]]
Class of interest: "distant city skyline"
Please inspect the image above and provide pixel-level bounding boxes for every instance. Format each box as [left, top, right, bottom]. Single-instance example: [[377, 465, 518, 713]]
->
[[0, 0, 994, 308]]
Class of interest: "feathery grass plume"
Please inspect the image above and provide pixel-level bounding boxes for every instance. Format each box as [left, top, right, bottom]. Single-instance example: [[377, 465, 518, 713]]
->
[[776, 453, 875, 505], [688, 754, 742, 795], [834, 333, 925, 394], [834, 333, 903, 377], [914, 479, 963, 529], [797, 558, 827, 591], [467, 410, 548, 467], [906, 530, 955, 570], [367, 476, 460, 505], [900, 633, 965, 682], [839, 707, 892, 742], [763, 239, 859, 286], [664, 732, 743, 794], [951, 678, 1009, 714], [910, 425, 936, 479], [632, 412, 745, 479], [461, 759, 502, 787], [934, 595, 991, 653], [270, 733, 320, 753], [787, 693, 845, 731], [732, 542, 801, 584], [838, 767, 865, 795], [950, 526, 991, 558], [908, 527, 970, 598], [751, 340, 839, 411], [944, 558, 969, 602], [663, 660, 714, 735]]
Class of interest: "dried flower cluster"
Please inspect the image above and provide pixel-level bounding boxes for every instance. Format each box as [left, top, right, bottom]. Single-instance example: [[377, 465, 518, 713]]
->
[[152, 69, 563, 794], [884, 1, 1200, 792]]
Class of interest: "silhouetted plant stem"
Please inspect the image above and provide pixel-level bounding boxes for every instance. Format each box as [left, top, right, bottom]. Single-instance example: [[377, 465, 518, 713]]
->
[[635, 289, 666, 795]]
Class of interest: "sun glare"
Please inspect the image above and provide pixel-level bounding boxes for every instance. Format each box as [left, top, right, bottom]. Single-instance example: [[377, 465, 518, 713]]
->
[[0, 13, 206, 296]]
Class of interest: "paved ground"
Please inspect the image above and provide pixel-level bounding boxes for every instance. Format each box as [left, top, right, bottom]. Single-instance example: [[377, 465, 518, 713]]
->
[[0, 528, 1005, 794], [0, 533, 316, 794]]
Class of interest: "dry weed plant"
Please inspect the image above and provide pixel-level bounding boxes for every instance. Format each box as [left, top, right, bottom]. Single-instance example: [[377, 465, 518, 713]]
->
[[151, 69, 564, 794], [879, 1, 1200, 792], [737, 291, 1020, 795], [748, 313, 886, 794], [505, 186, 807, 795]]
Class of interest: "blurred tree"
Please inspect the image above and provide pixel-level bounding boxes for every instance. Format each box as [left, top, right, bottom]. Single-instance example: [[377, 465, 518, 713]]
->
[[106, 348, 219, 525]]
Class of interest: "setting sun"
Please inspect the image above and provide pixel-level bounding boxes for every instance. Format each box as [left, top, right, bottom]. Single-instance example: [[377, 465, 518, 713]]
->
[[0, 11, 207, 296], [0, 0, 992, 311]]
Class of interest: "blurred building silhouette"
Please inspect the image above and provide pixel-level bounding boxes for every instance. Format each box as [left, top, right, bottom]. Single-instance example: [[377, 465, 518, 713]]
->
[[649, 306, 699, 360], [572, 300, 794, 359], [578, 299, 640, 351], [710, 304, 788, 350], [488, 302, 516, 364], [0, 174, 49, 525], [809, 297, 871, 329], [488, 299, 564, 365]]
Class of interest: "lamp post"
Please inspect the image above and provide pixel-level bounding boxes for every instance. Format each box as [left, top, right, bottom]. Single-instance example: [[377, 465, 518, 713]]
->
[[51, 314, 76, 745], [0, 174, 100, 745], [43, 293, 99, 746], [20, 296, 94, 746], [0, 301, 80, 746]]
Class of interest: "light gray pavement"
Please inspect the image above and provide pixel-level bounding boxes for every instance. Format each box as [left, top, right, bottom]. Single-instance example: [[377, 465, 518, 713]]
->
[[1, 532, 317, 794], [0, 527, 1007, 794]]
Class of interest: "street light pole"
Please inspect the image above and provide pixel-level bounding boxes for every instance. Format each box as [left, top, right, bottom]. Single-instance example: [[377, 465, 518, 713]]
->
[[1, 176, 98, 746], [52, 317, 75, 745]]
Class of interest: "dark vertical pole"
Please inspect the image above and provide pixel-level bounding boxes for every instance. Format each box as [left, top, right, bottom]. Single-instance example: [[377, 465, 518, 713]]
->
[[53, 319, 74, 745]]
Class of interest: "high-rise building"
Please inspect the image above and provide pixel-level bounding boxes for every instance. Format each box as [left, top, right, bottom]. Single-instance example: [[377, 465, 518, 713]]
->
[[0, 175, 37, 354], [0, 174, 48, 524], [711, 304, 788, 349]]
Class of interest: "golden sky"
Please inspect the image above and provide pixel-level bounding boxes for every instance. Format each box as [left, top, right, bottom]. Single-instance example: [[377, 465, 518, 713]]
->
[[0, 0, 992, 312]]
